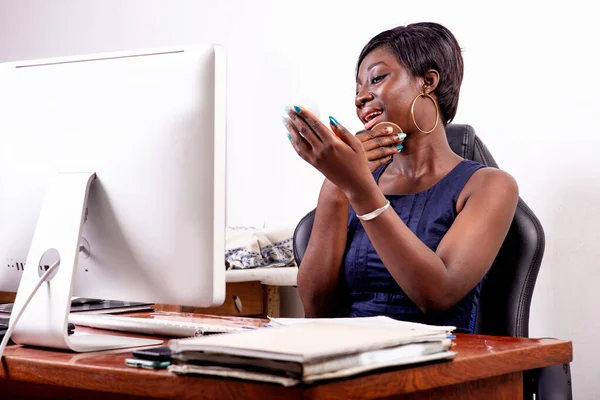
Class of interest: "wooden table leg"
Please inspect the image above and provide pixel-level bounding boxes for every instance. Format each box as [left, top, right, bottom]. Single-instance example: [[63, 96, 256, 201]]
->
[[263, 285, 280, 318]]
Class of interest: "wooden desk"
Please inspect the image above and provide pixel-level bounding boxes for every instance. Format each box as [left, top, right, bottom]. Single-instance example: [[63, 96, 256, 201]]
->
[[0, 318, 572, 400]]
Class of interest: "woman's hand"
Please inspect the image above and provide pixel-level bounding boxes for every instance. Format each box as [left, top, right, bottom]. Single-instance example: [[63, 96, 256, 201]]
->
[[316, 126, 405, 202], [356, 127, 405, 173], [284, 106, 375, 196]]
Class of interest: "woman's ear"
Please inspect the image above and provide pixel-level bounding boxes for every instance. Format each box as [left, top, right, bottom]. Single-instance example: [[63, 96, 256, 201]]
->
[[423, 69, 440, 94]]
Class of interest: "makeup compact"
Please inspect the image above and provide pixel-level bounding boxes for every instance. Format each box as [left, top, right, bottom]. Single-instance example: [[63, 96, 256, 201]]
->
[[372, 121, 403, 134]]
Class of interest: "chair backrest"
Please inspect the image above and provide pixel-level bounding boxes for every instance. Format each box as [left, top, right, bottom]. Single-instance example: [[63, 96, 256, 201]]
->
[[292, 124, 545, 337]]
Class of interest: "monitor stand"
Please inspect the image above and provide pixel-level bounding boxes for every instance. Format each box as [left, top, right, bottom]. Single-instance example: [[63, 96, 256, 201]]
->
[[10, 172, 161, 351]]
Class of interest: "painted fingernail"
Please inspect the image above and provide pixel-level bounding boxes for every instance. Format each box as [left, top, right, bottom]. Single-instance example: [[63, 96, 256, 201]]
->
[[293, 105, 302, 113], [286, 133, 292, 141], [284, 105, 291, 113], [281, 116, 288, 125], [329, 116, 339, 127], [398, 133, 407, 140], [396, 144, 403, 151]]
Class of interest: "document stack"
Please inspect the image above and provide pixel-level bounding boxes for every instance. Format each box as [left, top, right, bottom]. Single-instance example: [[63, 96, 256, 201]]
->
[[167, 316, 456, 386]]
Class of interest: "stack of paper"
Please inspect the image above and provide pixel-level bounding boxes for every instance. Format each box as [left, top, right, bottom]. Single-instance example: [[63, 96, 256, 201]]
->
[[167, 317, 456, 386]]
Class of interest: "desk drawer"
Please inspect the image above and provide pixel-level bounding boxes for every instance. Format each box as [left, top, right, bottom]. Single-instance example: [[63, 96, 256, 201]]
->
[[154, 281, 280, 318]]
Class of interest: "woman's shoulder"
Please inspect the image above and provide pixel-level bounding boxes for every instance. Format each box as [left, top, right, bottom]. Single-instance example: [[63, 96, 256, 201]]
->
[[471, 166, 518, 192], [456, 166, 519, 213]]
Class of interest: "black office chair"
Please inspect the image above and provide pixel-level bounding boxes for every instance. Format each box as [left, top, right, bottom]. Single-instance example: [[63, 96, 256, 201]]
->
[[292, 124, 572, 400]]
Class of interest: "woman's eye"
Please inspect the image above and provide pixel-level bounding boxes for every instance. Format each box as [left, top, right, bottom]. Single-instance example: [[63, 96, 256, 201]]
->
[[371, 74, 386, 85]]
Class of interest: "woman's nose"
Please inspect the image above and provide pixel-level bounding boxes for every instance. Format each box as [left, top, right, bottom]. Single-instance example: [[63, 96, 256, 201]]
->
[[355, 89, 374, 108]]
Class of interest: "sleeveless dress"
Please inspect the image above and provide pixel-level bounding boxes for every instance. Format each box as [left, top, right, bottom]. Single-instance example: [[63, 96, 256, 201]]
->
[[342, 159, 485, 333]]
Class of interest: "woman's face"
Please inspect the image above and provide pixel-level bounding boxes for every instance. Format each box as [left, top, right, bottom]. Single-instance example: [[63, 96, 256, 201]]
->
[[355, 47, 422, 132]]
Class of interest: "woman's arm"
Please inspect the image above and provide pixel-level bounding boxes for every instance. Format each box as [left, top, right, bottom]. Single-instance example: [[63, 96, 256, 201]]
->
[[293, 120, 404, 317], [297, 179, 349, 317]]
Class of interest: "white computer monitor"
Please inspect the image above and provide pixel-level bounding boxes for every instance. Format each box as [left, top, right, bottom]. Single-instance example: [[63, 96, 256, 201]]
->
[[0, 45, 227, 351]]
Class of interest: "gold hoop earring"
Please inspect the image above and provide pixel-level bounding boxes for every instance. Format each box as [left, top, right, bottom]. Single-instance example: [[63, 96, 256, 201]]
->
[[410, 93, 440, 134]]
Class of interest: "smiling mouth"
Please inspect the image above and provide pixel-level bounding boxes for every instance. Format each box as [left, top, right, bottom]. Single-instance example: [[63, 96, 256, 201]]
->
[[364, 111, 383, 130]]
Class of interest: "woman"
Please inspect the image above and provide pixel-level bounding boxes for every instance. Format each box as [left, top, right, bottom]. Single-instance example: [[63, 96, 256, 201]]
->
[[283, 22, 518, 333]]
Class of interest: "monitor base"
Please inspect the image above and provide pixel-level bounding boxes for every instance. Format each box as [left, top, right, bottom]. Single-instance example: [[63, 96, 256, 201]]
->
[[10, 172, 161, 352]]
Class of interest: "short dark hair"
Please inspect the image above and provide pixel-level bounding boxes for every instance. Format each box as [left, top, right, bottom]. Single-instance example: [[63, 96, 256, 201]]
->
[[357, 22, 464, 125]]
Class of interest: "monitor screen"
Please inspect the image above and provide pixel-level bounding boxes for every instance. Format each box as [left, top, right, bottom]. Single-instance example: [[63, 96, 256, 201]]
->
[[0, 45, 226, 310]]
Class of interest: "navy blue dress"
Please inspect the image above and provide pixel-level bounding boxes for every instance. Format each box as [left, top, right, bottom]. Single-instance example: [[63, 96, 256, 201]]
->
[[342, 159, 485, 333]]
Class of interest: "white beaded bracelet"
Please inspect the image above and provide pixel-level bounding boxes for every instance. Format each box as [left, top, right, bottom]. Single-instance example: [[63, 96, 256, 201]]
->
[[357, 200, 391, 221]]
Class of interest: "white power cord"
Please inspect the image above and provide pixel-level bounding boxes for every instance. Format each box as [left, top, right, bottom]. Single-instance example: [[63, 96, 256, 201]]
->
[[0, 260, 61, 359]]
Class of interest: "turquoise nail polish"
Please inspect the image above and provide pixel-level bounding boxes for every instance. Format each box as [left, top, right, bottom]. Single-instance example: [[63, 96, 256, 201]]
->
[[293, 105, 302, 113], [396, 144, 403, 151], [286, 133, 292, 141], [329, 116, 339, 127], [398, 133, 407, 140]]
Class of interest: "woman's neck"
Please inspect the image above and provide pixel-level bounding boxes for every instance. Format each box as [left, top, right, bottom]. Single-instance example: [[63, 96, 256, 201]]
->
[[387, 127, 461, 180]]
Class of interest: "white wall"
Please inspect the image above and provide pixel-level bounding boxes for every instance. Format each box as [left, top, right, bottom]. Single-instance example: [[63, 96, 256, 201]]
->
[[1, 0, 598, 396]]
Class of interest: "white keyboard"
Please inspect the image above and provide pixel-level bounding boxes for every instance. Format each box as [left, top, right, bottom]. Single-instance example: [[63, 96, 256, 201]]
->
[[69, 314, 250, 338]]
